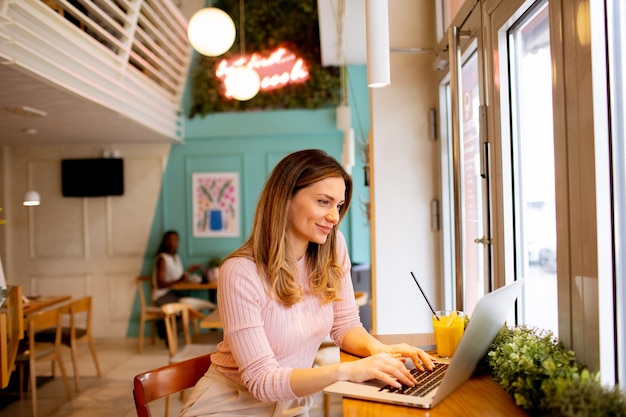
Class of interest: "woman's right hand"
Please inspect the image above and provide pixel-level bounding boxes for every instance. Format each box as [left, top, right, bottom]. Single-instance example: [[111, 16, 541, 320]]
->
[[338, 352, 417, 388]]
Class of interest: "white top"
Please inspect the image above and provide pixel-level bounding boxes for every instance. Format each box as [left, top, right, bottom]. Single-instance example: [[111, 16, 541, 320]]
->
[[152, 253, 182, 301]]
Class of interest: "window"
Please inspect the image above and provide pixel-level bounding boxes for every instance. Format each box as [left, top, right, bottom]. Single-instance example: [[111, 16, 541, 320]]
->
[[507, 2, 558, 335]]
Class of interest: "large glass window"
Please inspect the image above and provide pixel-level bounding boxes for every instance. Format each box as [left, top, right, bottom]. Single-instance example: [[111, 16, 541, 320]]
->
[[607, 0, 626, 385], [438, 3, 487, 316], [459, 51, 485, 314], [508, 2, 558, 335]]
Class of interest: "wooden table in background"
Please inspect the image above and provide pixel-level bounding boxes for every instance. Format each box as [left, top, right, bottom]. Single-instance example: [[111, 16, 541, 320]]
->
[[22, 295, 71, 316], [199, 308, 222, 329], [172, 281, 217, 303], [171, 282, 217, 291], [339, 333, 529, 417]]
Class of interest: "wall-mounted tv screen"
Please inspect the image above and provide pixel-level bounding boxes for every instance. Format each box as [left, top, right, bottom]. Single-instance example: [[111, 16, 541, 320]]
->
[[61, 158, 124, 197]]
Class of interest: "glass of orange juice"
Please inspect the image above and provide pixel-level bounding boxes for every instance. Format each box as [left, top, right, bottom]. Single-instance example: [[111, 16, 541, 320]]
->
[[432, 311, 465, 358]]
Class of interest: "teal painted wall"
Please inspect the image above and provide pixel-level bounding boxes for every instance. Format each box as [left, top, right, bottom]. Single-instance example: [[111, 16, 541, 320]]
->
[[128, 65, 370, 337], [343, 65, 372, 264]]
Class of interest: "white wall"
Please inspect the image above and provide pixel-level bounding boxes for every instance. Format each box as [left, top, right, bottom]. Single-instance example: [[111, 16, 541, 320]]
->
[[370, 0, 440, 334], [2, 144, 170, 338]]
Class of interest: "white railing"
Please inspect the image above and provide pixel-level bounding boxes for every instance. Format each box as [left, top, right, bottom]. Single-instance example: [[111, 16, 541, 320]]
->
[[0, 0, 192, 141]]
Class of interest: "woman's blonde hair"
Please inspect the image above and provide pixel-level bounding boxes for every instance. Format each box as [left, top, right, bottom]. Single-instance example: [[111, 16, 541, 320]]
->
[[226, 149, 353, 306]]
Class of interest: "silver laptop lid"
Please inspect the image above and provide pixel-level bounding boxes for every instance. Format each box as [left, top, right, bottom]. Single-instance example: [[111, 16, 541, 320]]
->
[[431, 279, 524, 406]]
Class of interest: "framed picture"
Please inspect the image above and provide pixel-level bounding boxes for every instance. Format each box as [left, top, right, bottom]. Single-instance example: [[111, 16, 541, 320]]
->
[[192, 172, 240, 237]]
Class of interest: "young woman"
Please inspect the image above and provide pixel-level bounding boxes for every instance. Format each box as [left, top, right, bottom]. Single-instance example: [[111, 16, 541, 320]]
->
[[180, 149, 434, 416], [152, 230, 215, 312]]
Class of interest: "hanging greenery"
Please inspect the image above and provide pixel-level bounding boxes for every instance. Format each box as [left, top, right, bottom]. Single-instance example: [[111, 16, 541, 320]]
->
[[188, 0, 341, 117]]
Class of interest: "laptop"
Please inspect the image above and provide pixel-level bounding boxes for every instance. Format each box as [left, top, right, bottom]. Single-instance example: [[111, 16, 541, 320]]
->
[[323, 279, 524, 409]]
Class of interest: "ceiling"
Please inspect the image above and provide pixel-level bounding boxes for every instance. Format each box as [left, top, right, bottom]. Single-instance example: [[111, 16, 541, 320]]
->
[[0, 0, 365, 147], [0, 64, 178, 146]]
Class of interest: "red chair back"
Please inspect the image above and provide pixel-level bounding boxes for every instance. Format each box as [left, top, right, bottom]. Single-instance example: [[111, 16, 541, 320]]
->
[[132, 352, 213, 417]]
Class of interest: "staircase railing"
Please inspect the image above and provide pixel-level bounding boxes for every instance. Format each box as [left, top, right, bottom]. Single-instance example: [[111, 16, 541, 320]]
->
[[0, 0, 192, 141]]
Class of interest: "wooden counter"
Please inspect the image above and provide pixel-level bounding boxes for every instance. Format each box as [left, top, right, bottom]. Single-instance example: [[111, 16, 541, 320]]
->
[[338, 333, 528, 417]]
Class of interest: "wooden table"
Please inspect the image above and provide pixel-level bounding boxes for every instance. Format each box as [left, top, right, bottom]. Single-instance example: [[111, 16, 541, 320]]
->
[[171, 282, 217, 291], [172, 281, 217, 305], [22, 295, 71, 316], [339, 333, 528, 417], [199, 308, 222, 329]]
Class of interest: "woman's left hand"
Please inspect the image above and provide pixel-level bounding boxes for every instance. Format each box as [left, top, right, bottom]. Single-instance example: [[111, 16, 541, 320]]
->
[[375, 343, 436, 372]]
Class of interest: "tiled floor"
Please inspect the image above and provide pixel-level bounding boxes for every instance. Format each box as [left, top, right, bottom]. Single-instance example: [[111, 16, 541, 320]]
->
[[0, 336, 343, 417]]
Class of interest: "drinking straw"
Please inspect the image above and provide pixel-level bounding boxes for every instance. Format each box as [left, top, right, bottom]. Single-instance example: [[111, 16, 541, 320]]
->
[[410, 272, 440, 321]]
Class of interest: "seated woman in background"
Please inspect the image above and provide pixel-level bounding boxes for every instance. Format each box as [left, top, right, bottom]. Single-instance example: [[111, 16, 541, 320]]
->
[[152, 230, 216, 312], [179, 149, 434, 417]]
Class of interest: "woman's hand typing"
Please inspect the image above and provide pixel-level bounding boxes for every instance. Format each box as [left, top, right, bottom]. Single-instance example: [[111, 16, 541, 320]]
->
[[338, 352, 417, 388], [374, 343, 436, 372]]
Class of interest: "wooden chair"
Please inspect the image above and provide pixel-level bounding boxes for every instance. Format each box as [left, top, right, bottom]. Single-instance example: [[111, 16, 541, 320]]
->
[[133, 352, 213, 417], [16, 307, 72, 417], [161, 302, 217, 417], [35, 296, 101, 392], [136, 276, 206, 353], [136, 276, 166, 353]]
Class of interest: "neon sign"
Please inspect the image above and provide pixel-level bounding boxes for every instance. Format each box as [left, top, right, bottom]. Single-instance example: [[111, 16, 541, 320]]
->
[[216, 47, 309, 98]]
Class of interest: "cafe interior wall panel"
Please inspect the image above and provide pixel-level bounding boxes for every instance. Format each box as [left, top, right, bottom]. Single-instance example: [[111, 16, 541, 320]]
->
[[109, 156, 165, 257], [84, 193, 111, 259], [30, 273, 89, 300], [3, 144, 170, 338], [29, 160, 86, 259], [106, 273, 137, 336]]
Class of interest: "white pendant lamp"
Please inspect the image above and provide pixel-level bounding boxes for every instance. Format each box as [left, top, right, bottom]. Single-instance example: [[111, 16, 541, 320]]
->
[[227, 66, 260, 101], [226, 0, 260, 101], [187, 7, 236, 56], [365, 0, 391, 88], [23, 190, 41, 206]]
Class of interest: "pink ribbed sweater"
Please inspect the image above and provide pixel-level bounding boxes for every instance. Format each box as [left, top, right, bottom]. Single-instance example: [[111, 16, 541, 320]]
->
[[211, 232, 363, 402]]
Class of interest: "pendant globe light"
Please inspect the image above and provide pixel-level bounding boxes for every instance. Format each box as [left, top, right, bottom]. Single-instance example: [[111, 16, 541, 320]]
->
[[227, 64, 261, 101], [187, 7, 236, 57], [228, 0, 260, 101]]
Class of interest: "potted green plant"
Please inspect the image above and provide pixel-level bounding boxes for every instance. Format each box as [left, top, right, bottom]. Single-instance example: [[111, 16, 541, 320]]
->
[[486, 325, 626, 416], [207, 257, 222, 284]]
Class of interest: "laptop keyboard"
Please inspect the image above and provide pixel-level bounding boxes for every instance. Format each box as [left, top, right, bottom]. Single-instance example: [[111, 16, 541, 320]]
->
[[379, 362, 449, 397]]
